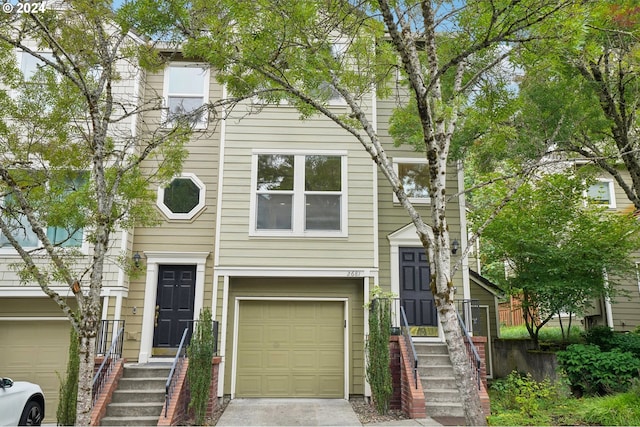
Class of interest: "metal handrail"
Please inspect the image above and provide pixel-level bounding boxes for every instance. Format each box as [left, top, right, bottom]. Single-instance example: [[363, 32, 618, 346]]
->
[[92, 325, 125, 404], [399, 306, 419, 389], [164, 327, 189, 417], [456, 310, 482, 389]]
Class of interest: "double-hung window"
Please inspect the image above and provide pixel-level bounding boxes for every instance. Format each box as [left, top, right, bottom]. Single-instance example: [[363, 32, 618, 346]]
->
[[586, 179, 616, 209], [252, 152, 347, 236], [163, 63, 210, 128], [20, 51, 54, 81], [392, 158, 431, 203]]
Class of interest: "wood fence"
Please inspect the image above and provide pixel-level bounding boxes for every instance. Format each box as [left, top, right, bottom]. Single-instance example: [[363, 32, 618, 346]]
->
[[498, 296, 525, 327]]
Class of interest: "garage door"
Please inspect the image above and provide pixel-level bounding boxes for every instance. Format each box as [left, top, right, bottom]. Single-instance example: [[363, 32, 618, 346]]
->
[[0, 320, 71, 423], [236, 300, 344, 398]]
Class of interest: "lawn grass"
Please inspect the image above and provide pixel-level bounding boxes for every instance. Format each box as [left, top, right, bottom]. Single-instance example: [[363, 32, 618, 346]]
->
[[500, 324, 584, 343]]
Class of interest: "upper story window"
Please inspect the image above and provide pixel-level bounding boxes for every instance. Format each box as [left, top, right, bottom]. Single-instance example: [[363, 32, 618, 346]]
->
[[1, 172, 86, 251], [20, 51, 54, 81], [587, 179, 616, 209], [157, 173, 206, 220], [163, 64, 210, 129], [251, 151, 347, 236], [393, 158, 431, 203]]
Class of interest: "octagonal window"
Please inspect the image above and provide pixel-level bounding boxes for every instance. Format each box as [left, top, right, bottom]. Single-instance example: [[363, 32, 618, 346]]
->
[[157, 173, 206, 220]]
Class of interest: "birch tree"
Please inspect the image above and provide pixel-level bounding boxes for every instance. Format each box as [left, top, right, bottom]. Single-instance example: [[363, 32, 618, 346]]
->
[[0, 2, 233, 423], [134, 0, 577, 424]]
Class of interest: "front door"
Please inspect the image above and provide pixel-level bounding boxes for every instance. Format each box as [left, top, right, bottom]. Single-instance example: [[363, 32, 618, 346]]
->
[[153, 265, 196, 355], [399, 247, 437, 334]]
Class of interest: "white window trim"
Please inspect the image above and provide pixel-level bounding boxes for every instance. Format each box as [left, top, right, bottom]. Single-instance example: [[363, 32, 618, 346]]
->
[[392, 157, 431, 204], [249, 149, 348, 237], [162, 62, 210, 130], [157, 172, 206, 221], [585, 178, 616, 209]]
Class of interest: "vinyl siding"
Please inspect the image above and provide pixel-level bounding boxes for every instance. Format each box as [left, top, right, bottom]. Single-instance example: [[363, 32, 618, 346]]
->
[[376, 95, 464, 293], [217, 102, 376, 269], [223, 277, 365, 395], [121, 61, 221, 360]]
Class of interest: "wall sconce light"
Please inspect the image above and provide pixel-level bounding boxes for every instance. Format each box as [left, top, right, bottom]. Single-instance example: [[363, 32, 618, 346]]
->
[[451, 239, 459, 255], [133, 251, 141, 268]]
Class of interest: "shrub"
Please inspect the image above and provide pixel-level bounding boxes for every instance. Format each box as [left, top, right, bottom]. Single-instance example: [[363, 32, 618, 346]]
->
[[583, 326, 616, 351], [187, 308, 215, 425], [490, 371, 560, 418], [366, 295, 393, 415], [557, 344, 640, 396], [615, 333, 640, 359], [56, 325, 79, 426]]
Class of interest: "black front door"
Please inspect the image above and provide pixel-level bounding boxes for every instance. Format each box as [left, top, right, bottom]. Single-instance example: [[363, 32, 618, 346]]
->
[[153, 265, 196, 350], [400, 247, 437, 326]]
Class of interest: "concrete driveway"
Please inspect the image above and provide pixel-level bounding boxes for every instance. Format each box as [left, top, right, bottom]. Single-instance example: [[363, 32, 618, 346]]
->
[[215, 398, 445, 426], [216, 398, 362, 426]]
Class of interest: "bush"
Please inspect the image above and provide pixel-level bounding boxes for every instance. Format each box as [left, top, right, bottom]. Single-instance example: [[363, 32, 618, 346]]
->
[[557, 344, 640, 396], [490, 371, 559, 418], [583, 326, 616, 351], [56, 325, 79, 425], [187, 308, 215, 425], [615, 333, 640, 359], [366, 296, 393, 415]]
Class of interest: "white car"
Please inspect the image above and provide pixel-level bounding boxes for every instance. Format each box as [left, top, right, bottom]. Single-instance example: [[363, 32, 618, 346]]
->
[[0, 378, 45, 426]]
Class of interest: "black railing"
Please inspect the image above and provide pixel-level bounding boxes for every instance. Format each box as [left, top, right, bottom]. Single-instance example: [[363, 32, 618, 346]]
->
[[92, 323, 125, 404], [164, 327, 189, 417], [456, 299, 481, 336], [96, 319, 126, 357], [163, 320, 220, 417], [456, 310, 482, 390], [399, 306, 419, 389]]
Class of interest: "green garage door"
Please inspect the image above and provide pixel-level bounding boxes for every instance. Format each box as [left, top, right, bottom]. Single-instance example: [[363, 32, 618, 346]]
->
[[0, 320, 71, 423], [236, 300, 344, 398]]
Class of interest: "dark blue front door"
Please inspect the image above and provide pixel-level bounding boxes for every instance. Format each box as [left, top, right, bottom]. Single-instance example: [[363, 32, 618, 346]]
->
[[153, 265, 196, 350], [400, 247, 437, 326]]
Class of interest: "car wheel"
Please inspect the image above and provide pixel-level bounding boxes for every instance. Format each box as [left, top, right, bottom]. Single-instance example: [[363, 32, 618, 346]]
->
[[19, 400, 43, 426]]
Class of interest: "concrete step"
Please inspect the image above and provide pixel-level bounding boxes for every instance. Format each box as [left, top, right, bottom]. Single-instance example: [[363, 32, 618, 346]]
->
[[100, 416, 161, 426], [420, 376, 457, 390], [426, 401, 465, 418], [122, 363, 172, 378], [417, 353, 451, 366], [110, 389, 165, 404], [424, 388, 462, 403], [117, 377, 167, 390], [418, 364, 454, 377], [105, 402, 164, 417], [414, 343, 448, 355]]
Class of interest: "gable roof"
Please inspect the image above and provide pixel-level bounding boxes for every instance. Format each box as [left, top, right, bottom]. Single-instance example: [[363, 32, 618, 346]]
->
[[469, 269, 504, 298]]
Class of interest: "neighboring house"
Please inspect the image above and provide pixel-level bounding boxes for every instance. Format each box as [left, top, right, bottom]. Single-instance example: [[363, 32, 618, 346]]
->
[[581, 167, 640, 333], [0, 42, 143, 421]]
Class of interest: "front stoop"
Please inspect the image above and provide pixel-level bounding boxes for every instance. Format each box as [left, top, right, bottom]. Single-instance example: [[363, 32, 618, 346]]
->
[[99, 363, 171, 426], [415, 343, 465, 418]]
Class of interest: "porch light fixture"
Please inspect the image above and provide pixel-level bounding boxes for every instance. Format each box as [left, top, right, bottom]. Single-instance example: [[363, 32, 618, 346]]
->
[[133, 251, 141, 268], [451, 239, 459, 255]]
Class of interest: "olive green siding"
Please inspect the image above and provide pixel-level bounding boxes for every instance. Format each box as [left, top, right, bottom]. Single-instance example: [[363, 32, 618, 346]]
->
[[469, 278, 500, 341], [584, 168, 640, 332], [223, 278, 365, 396], [121, 61, 221, 361], [375, 96, 464, 293], [217, 104, 376, 269]]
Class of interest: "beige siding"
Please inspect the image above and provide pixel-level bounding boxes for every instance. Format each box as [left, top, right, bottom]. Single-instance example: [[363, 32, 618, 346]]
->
[[121, 61, 221, 360], [217, 103, 376, 269], [376, 96, 464, 293], [223, 277, 365, 395]]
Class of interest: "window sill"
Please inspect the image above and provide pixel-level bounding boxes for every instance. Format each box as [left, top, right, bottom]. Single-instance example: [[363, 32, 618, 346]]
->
[[249, 230, 348, 239]]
